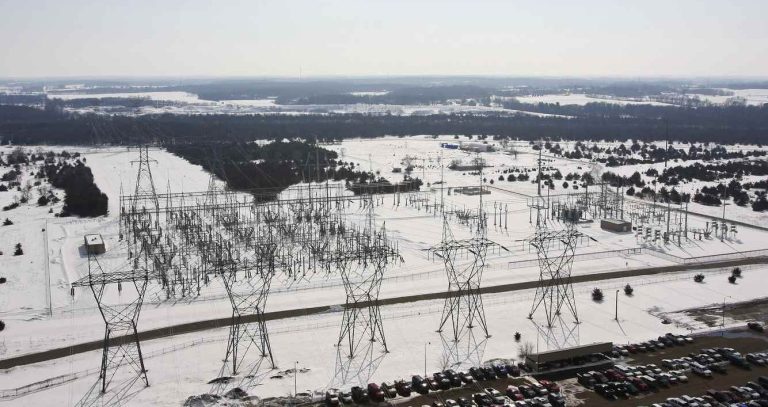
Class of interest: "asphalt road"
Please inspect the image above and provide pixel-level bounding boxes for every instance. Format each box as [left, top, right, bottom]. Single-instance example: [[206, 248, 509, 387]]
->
[[2, 255, 767, 370]]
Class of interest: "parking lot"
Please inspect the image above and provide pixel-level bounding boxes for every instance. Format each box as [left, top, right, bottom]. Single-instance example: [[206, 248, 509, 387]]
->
[[321, 327, 768, 407]]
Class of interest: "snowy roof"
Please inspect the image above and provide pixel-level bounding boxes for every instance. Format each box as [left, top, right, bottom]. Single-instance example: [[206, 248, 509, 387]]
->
[[84, 234, 104, 246]]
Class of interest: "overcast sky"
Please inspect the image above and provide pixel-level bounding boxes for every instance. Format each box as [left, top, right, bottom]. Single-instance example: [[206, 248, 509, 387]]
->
[[1, 0, 766, 78]]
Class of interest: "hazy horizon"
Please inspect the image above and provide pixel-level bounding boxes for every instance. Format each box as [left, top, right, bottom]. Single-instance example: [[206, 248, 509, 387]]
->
[[1, 0, 767, 78]]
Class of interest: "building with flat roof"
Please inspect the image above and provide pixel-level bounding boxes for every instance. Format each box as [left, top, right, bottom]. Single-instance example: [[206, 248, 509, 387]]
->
[[84, 234, 106, 255], [525, 342, 613, 373], [601, 218, 632, 233]]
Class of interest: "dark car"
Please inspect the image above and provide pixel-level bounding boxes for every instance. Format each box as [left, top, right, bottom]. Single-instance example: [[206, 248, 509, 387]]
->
[[351, 386, 369, 403], [505, 363, 521, 377], [458, 371, 475, 384], [518, 385, 536, 399], [412, 375, 430, 394], [492, 364, 508, 378], [325, 389, 341, 406], [367, 383, 385, 402], [444, 370, 463, 387], [433, 372, 452, 390], [709, 363, 727, 374], [470, 367, 486, 381], [594, 384, 615, 399], [394, 380, 412, 397], [457, 397, 475, 407], [548, 393, 565, 407], [427, 376, 440, 391], [481, 366, 497, 380], [622, 381, 639, 396], [748, 321, 765, 332], [380, 382, 397, 399], [339, 391, 353, 404], [576, 373, 596, 388], [472, 392, 494, 407]]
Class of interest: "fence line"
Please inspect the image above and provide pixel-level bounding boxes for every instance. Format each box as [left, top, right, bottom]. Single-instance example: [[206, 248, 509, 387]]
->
[[0, 335, 226, 400]]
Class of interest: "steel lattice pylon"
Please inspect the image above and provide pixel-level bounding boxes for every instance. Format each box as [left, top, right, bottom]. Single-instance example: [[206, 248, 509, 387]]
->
[[430, 212, 506, 341], [527, 223, 581, 327], [217, 243, 277, 381], [72, 242, 151, 402], [131, 145, 159, 214]]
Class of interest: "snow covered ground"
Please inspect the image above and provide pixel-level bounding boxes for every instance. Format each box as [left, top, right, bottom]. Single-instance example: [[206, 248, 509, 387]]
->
[[5, 263, 768, 406], [687, 88, 768, 106], [2, 137, 768, 405], [511, 94, 673, 106]]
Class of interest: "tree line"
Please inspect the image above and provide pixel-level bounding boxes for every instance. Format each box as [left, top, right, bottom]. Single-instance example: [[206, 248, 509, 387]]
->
[[2, 103, 768, 146]]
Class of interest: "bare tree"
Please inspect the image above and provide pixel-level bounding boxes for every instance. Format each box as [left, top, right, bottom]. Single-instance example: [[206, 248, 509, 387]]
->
[[518, 341, 535, 360]]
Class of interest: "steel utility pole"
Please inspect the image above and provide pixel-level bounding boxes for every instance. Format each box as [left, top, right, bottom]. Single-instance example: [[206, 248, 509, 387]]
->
[[294, 361, 298, 397], [721, 298, 726, 336], [615, 290, 620, 321], [537, 141, 543, 196]]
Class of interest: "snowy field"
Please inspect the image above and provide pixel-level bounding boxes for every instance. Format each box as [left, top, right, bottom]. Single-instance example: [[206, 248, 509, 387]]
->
[[512, 94, 673, 106], [1, 136, 768, 405]]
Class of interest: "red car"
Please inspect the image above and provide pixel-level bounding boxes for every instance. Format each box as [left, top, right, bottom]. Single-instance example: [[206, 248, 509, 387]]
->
[[505, 385, 524, 401], [539, 379, 560, 393], [367, 383, 385, 402], [630, 377, 649, 392]]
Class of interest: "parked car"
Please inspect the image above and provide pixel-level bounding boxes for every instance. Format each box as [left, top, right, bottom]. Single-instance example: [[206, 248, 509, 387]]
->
[[394, 379, 412, 397], [492, 363, 509, 378], [339, 390, 353, 404], [433, 372, 452, 390], [457, 397, 476, 407], [411, 375, 429, 394], [472, 392, 494, 407], [747, 353, 768, 366], [518, 384, 536, 399], [539, 379, 560, 393], [547, 393, 565, 407], [530, 382, 549, 396], [351, 386, 369, 403], [748, 321, 765, 332], [444, 369, 463, 387], [380, 382, 397, 399], [367, 383, 385, 402], [594, 384, 615, 399], [505, 363, 521, 377], [459, 371, 475, 384], [480, 366, 497, 380], [470, 367, 486, 381], [325, 389, 341, 406], [506, 385, 524, 401]]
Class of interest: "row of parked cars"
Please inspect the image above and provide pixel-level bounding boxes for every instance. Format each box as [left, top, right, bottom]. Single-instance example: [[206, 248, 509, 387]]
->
[[459, 382, 565, 407], [643, 376, 768, 406], [579, 364, 690, 400], [608, 333, 694, 358], [324, 363, 525, 406]]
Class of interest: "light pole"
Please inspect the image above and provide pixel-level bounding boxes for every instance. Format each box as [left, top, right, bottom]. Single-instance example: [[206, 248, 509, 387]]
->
[[615, 290, 620, 321], [294, 361, 299, 397], [424, 341, 430, 377], [721, 201, 729, 241], [721, 296, 733, 336]]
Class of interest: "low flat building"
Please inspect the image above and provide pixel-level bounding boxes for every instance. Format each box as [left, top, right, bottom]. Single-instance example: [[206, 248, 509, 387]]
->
[[84, 234, 106, 255], [601, 218, 632, 233], [526, 341, 613, 375]]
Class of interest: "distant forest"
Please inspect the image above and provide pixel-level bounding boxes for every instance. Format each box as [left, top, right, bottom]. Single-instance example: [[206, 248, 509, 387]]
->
[[166, 140, 420, 195], [1, 102, 767, 145]]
